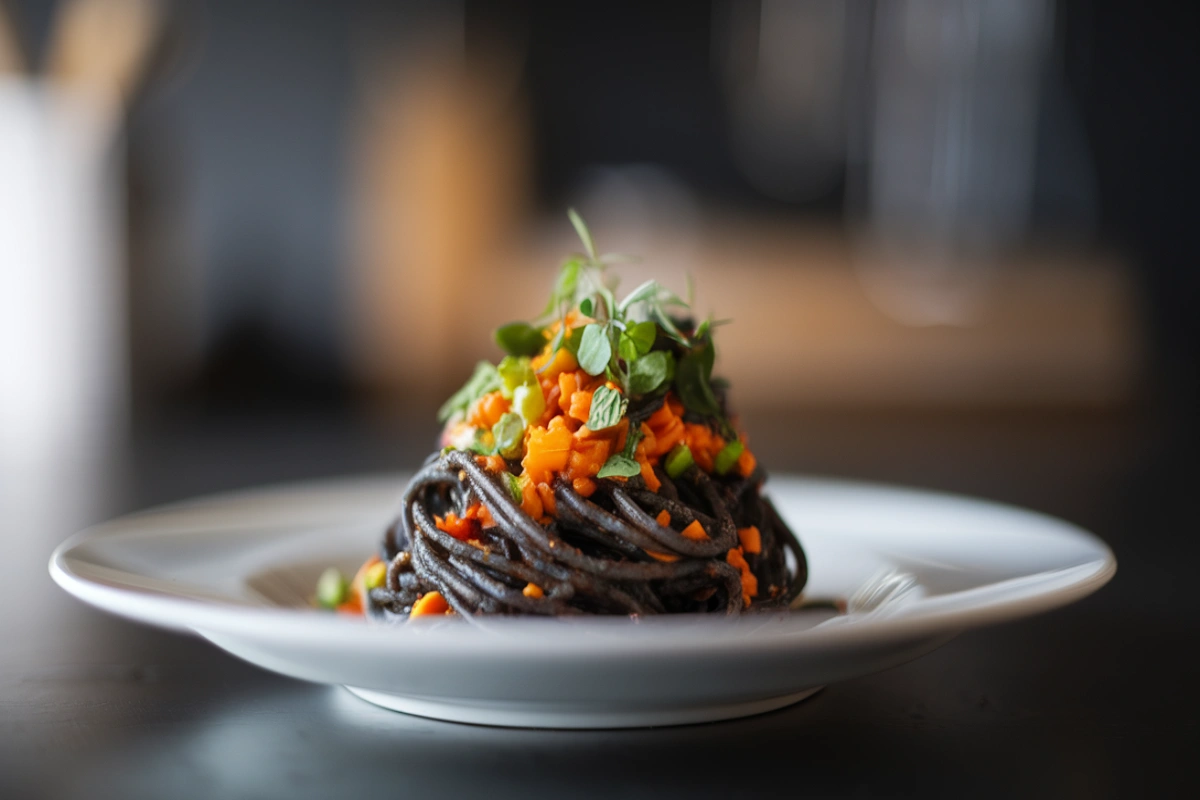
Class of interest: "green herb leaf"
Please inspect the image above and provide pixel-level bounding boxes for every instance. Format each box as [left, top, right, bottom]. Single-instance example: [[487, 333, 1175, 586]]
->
[[468, 428, 496, 455], [618, 279, 661, 313], [437, 361, 502, 423], [541, 257, 582, 317], [579, 297, 594, 317], [675, 348, 721, 417], [491, 412, 526, 459], [577, 323, 612, 376], [622, 425, 644, 458], [650, 307, 691, 346], [567, 208, 597, 261], [494, 322, 546, 357], [587, 385, 628, 430], [627, 350, 674, 396], [618, 320, 657, 362], [597, 454, 641, 479], [563, 325, 585, 355]]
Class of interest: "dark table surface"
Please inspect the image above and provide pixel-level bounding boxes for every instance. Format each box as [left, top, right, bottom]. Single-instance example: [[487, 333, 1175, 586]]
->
[[2, 408, 1195, 799]]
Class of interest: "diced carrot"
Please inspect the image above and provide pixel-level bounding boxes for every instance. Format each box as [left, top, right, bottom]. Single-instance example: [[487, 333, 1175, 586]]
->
[[531, 346, 577, 379], [519, 477, 544, 521], [645, 550, 680, 562], [540, 385, 562, 426], [572, 476, 596, 497], [536, 482, 557, 517], [655, 509, 671, 527], [726, 547, 758, 607], [522, 583, 544, 599], [647, 402, 675, 429], [475, 454, 506, 473], [639, 423, 657, 459], [736, 447, 757, 477], [336, 597, 362, 615], [650, 418, 685, 458], [568, 389, 593, 423], [463, 502, 497, 529], [681, 519, 708, 541], [558, 372, 578, 413], [639, 458, 661, 492], [738, 526, 762, 554], [411, 591, 450, 617], [435, 512, 480, 541], [467, 391, 510, 429], [522, 425, 573, 483]]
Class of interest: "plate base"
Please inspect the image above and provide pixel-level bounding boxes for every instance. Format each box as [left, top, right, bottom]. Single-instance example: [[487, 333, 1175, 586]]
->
[[343, 685, 823, 728]]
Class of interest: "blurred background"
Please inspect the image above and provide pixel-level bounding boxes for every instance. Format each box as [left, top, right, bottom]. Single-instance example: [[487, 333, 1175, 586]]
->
[[1, 0, 1195, 523]]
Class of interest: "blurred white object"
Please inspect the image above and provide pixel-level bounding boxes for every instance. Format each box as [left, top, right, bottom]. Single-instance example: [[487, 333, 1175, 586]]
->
[[0, 80, 127, 467], [1, 0, 159, 474]]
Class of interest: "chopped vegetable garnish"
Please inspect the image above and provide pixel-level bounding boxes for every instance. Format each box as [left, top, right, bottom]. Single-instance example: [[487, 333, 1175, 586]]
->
[[315, 567, 348, 609], [714, 440, 745, 476], [664, 444, 694, 478], [339, 211, 807, 623], [411, 591, 450, 617]]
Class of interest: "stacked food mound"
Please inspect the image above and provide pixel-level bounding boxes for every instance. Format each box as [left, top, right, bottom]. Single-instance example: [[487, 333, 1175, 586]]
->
[[336, 212, 806, 621]]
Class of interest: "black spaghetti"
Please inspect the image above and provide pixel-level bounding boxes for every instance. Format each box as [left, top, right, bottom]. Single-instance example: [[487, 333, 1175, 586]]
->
[[319, 211, 808, 621]]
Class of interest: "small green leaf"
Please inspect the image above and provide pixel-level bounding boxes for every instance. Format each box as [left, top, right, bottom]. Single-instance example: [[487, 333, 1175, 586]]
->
[[597, 454, 641, 479], [618, 279, 661, 313], [619, 320, 657, 362], [542, 258, 582, 316], [468, 428, 496, 455], [587, 385, 628, 430], [675, 349, 721, 417], [579, 297, 594, 317], [437, 361, 502, 423], [714, 440, 745, 475], [491, 412, 526, 459], [567, 208, 597, 260], [577, 323, 612, 376], [494, 322, 546, 357], [627, 350, 674, 395], [622, 425, 644, 458], [650, 307, 691, 346], [563, 325, 585, 355]]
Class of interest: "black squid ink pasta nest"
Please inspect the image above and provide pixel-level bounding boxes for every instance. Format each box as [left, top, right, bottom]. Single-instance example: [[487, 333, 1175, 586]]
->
[[315, 211, 807, 622]]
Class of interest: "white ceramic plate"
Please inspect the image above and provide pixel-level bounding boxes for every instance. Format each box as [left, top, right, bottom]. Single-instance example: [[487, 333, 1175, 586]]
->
[[50, 474, 1115, 728]]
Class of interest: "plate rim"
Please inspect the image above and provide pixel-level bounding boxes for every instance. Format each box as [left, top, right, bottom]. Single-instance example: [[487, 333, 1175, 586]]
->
[[48, 472, 1117, 655]]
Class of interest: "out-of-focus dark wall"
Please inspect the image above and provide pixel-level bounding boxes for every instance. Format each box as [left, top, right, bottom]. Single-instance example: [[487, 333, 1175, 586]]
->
[[8, 1, 1191, 419], [1060, 0, 1199, 416]]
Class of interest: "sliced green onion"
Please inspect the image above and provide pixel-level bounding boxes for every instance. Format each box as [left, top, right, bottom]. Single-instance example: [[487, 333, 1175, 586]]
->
[[505, 472, 523, 503], [497, 356, 536, 399], [364, 561, 387, 591], [664, 445, 694, 479], [491, 412, 526, 460], [316, 567, 348, 609], [512, 384, 545, 425], [714, 440, 744, 475]]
